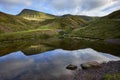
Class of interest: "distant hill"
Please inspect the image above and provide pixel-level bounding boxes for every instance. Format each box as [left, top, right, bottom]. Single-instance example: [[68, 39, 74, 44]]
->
[[0, 12, 32, 33], [72, 10, 120, 39], [18, 9, 55, 21], [38, 15, 95, 30], [62, 14, 97, 21]]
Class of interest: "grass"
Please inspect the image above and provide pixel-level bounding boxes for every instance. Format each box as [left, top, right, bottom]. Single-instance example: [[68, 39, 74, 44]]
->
[[39, 15, 87, 30], [72, 19, 120, 39], [18, 9, 55, 21], [0, 12, 39, 33], [103, 73, 120, 80], [0, 9, 96, 34], [0, 29, 58, 41], [0, 11, 88, 34]]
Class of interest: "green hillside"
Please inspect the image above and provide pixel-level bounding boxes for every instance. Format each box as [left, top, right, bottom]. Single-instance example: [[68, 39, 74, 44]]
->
[[103, 10, 120, 19], [1, 9, 120, 40], [18, 9, 55, 21], [18, 9, 92, 30], [0, 12, 38, 33], [72, 19, 120, 39], [0, 9, 57, 34], [61, 14, 97, 21], [38, 15, 88, 30], [72, 10, 120, 39], [0, 9, 96, 34]]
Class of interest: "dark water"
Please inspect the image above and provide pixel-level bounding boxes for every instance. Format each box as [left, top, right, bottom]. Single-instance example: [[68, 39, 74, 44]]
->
[[0, 48, 120, 80], [0, 38, 120, 56]]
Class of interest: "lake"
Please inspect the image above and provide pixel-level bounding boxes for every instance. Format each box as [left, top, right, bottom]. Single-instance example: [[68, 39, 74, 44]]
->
[[0, 48, 120, 80]]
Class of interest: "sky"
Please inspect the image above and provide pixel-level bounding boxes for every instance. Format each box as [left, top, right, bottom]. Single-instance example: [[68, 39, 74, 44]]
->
[[0, 0, 120, 16]]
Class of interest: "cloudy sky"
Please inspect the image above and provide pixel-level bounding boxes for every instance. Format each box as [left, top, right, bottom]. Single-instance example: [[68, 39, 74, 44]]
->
[[0, 0, 120, 16]]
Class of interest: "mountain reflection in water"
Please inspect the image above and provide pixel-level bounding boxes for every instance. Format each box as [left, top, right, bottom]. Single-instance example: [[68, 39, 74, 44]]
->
[[0, 48, 120, 80]]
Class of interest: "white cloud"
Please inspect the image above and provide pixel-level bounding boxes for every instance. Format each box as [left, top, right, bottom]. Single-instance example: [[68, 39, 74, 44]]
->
[[0, 0, 32, 6], [0, 0, 32, 9], [0, 0, 120, 16], [47, 0, 120, 16], [50, 0, 107, 11]]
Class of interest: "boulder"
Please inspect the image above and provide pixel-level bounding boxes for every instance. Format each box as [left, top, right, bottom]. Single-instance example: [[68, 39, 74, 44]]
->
[[81, 61, 102, 69], [66, 64, 77, 70]]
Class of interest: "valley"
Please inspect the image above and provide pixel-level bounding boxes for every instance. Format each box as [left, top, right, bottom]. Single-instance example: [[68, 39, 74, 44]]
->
[[0, 8, 120, 80], [0, 9, 120, 56]]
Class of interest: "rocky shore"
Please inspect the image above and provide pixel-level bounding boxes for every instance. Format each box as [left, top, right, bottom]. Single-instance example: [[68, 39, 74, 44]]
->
[[73, 61, 120, 80]]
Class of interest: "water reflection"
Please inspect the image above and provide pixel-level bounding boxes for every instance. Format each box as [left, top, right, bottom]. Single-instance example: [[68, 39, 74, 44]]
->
[[0, 48, 120, 80]]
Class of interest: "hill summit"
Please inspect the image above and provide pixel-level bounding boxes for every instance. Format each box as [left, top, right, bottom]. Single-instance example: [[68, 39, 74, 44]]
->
[[18, 9, 55, 21]]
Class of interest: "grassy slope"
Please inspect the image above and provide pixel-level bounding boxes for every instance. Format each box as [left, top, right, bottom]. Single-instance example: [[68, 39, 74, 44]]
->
[[0, 9, 96, 34], [39, 15, 88, 30], [0, 9, 56, 34], [72, 19, 120, 39], [18, 9, 55, 21], [0, 29, 58, 41], [0, 9, 89, 34], [0, 12, 38, 33], [1, 9, 120, 40], [72, 10, 120, 39], [103, 10, 120, 19]]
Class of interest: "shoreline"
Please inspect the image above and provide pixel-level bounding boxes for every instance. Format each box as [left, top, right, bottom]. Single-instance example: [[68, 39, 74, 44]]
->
[[73, 61, 120, 80]]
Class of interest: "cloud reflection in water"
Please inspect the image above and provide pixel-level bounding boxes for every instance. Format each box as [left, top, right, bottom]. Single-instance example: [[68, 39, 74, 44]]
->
[[0, 48, 120, 80]]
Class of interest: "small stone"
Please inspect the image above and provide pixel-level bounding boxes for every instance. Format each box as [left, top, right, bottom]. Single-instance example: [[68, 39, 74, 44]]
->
[[66, 64, 77, 70]]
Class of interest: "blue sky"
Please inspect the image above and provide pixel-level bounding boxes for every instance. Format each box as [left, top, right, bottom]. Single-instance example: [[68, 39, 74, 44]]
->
[[0, 0, 120, 16]]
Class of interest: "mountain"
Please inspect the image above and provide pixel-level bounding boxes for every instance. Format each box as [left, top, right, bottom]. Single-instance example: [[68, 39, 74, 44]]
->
[[38, 14, 97, 30], [0, 9, 57, 33], [61, 14, 97, 21], [0, 12, 38, 33], [18, 9, 55, 21], [1, 9, 119, 38], [72, 10, 120, 39], [0, 9, 97, 34], [18, 9, 93, 30], [18, 9, 96, 30]]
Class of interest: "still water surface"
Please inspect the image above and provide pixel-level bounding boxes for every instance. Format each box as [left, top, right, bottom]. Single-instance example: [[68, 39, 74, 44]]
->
[[0, 48, 120, 80]]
